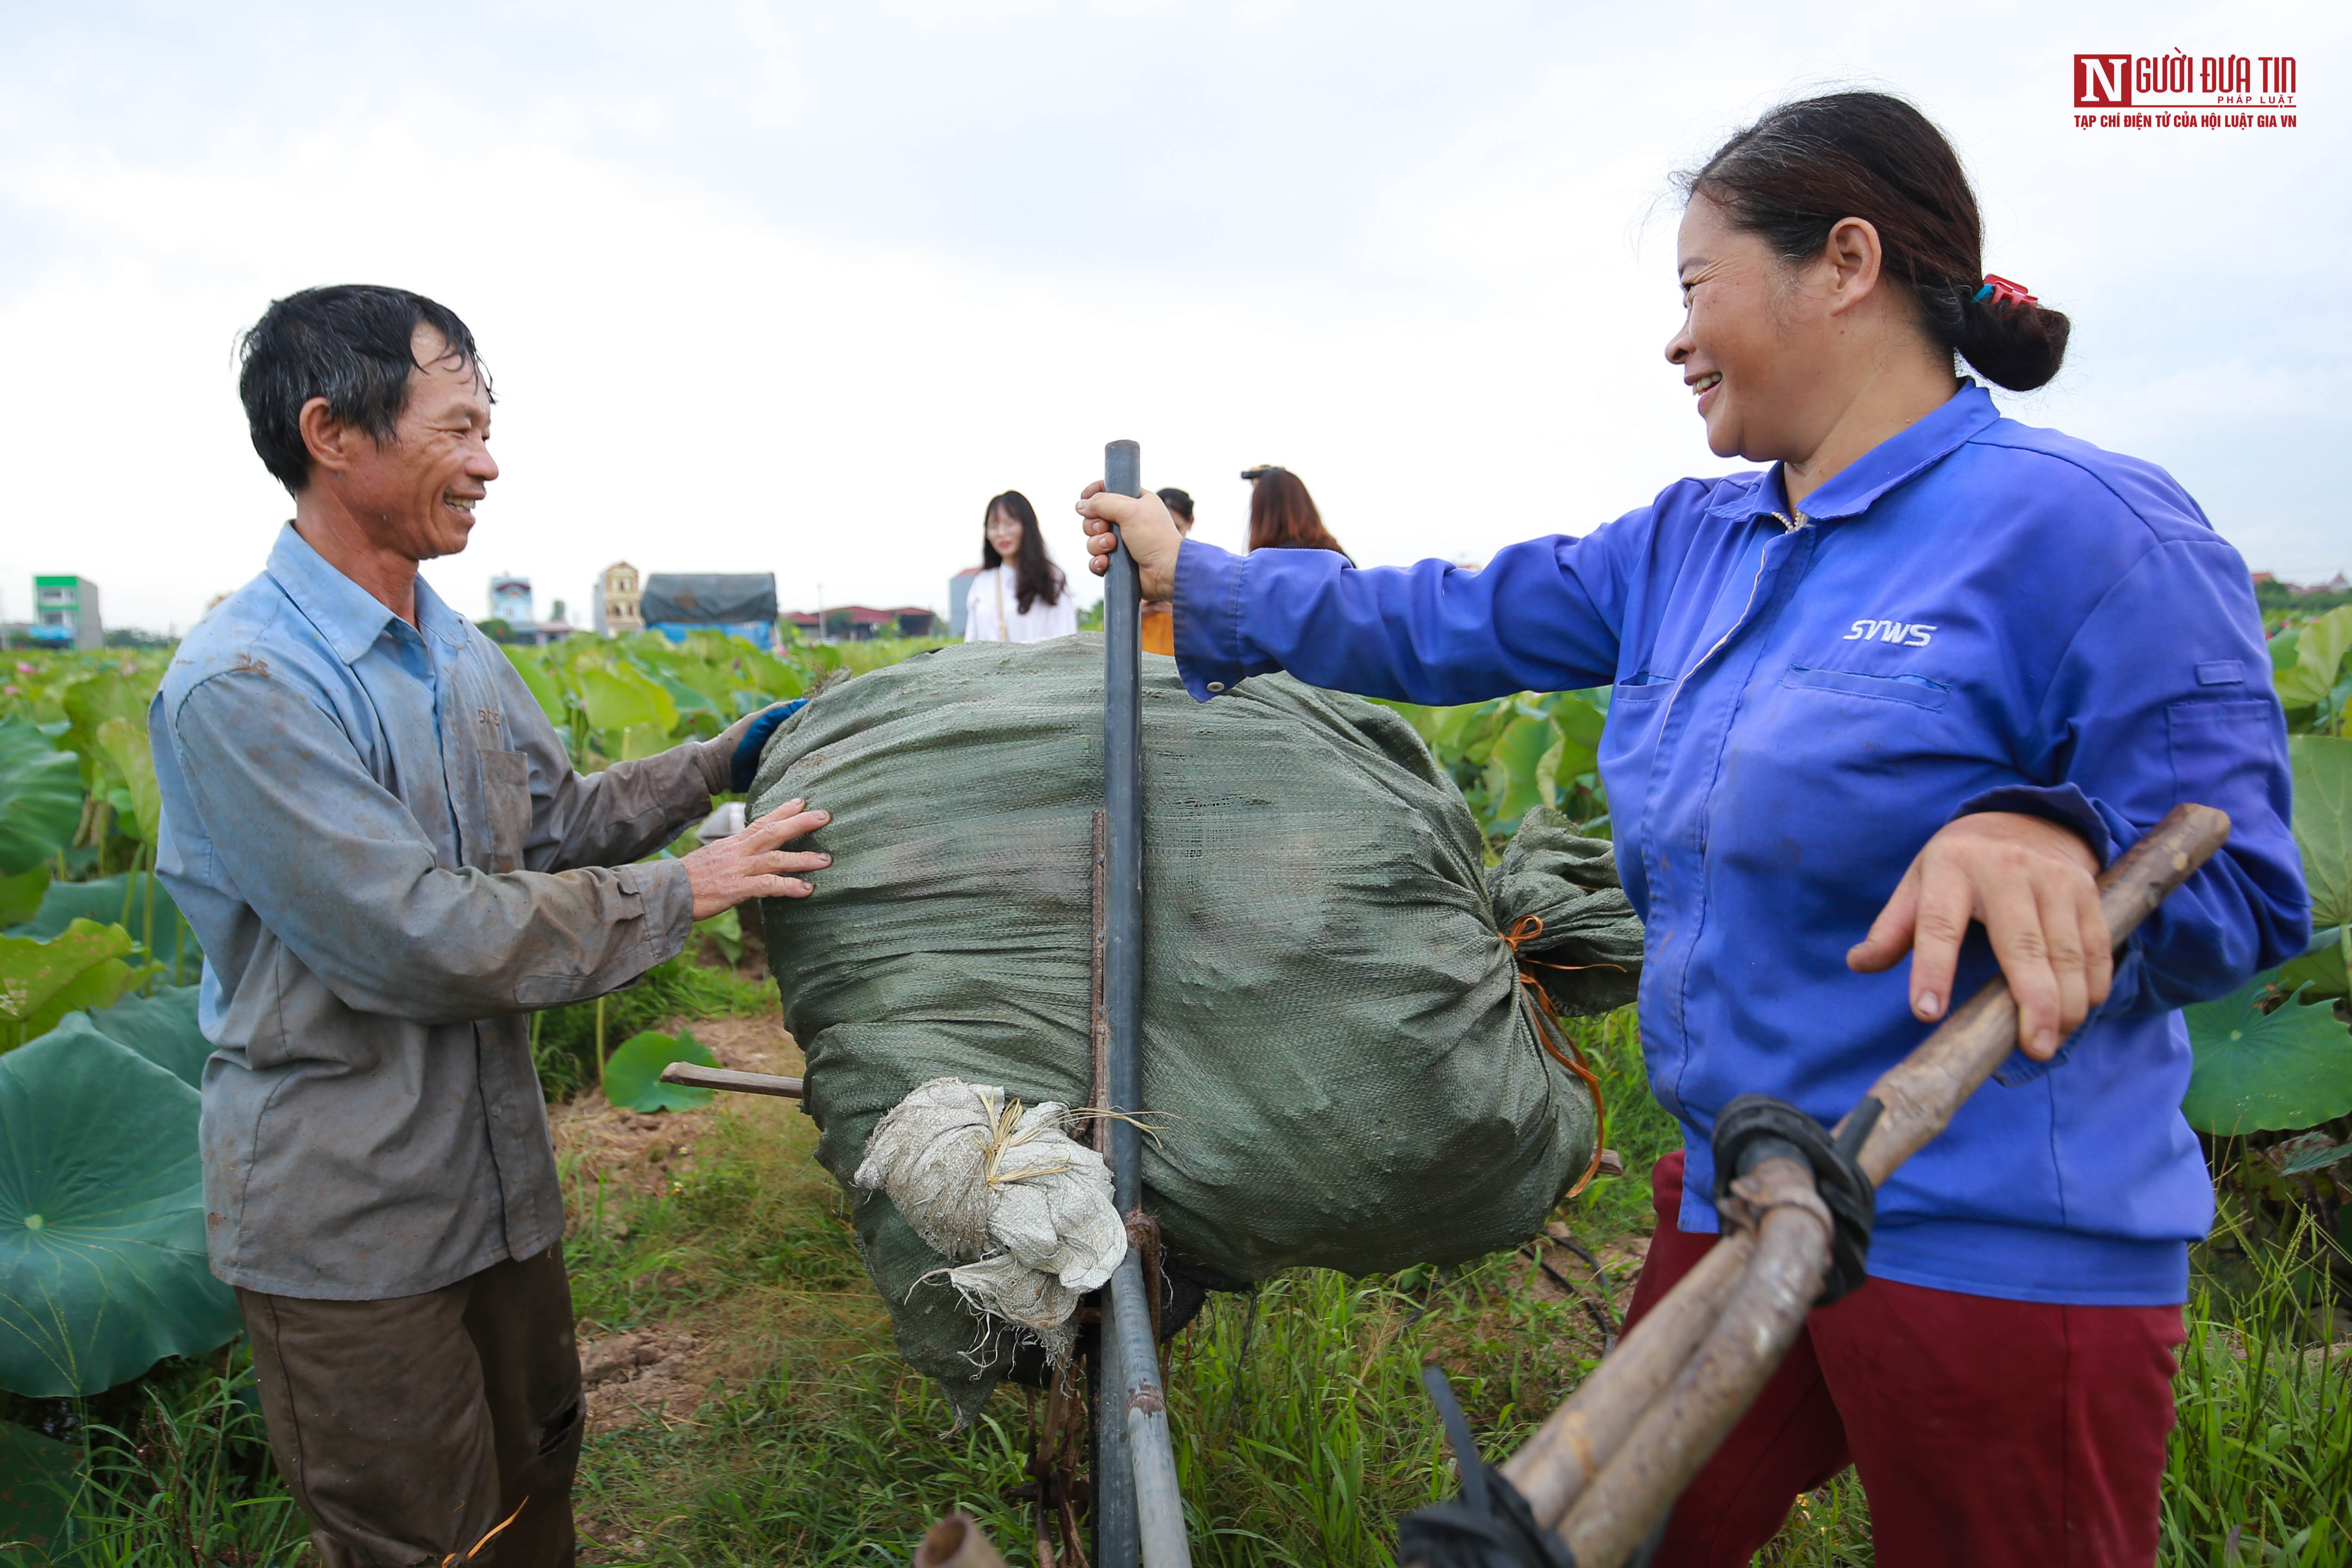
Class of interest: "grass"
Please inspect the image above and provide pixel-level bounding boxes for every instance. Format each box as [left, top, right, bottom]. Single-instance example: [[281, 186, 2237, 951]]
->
[[10, 991, 2349, 1566], [0, 1350, 311, 1567]]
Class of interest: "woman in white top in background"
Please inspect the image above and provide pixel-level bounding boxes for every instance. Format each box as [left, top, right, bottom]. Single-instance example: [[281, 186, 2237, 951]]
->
[[963, 489, 1078, 643]]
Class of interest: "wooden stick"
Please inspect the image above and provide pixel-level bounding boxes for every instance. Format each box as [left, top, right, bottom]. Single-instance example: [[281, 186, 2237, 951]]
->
[[1840, 801, 2230, 1185], [1559, 1156, 1833, 1566], [1498, 1231, 1755, 1520], [1090, 806, 1110, 1153], [656, 1062, 803, 1099]]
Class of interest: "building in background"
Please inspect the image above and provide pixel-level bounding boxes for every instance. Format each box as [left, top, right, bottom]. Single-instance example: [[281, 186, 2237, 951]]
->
[[782, 604, 939, 641], [28, 576, 102, 650], [641, 573, 779, 648], [595, 562, 643, 636], [488, 574, 534, 625], [947, 566, 982, 639], [480, 574, 576, 646]]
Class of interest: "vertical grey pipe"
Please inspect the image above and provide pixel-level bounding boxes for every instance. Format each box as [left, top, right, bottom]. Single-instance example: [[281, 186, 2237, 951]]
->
[[1112, 1254, 1193, 1564], [1096, 437, 1146, 1568], [1096, 1291, 1136, 1568]]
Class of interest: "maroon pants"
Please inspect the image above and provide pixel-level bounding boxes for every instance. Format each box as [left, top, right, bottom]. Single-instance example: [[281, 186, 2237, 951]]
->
[[1626, 1151, 2184, 1568]]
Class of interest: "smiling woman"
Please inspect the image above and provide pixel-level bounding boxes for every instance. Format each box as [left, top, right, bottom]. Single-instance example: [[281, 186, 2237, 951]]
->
[[1077, 89, 2310, 1568]]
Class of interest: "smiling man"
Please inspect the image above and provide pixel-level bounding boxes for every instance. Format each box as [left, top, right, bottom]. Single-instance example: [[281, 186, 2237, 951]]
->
[[150, 286, 827, 1568]]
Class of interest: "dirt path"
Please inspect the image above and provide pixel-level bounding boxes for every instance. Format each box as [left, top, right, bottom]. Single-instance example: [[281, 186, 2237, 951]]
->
[[551, 1015, 807, 1437]]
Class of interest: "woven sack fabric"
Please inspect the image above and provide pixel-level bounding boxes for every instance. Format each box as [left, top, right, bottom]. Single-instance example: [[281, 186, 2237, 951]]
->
[[749, 637, 1633, 1418]]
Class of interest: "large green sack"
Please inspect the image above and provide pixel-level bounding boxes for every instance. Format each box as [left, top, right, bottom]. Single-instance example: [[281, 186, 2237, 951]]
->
[[750, 637, 1637, 1418]]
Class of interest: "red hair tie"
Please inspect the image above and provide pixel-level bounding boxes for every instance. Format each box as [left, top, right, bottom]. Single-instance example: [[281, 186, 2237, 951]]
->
[[1973, 274, 2038, 308]]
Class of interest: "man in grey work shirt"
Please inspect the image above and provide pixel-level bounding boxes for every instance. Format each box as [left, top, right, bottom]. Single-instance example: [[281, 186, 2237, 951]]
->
[[151, 285, 829, 1568]]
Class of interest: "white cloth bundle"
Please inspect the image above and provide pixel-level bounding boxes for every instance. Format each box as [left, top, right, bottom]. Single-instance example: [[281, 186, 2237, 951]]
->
[[852, 1077, 1125, 1364]]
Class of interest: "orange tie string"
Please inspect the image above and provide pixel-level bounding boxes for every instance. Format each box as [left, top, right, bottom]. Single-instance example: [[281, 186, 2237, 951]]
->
[[1502, 914, 1621, 1199]]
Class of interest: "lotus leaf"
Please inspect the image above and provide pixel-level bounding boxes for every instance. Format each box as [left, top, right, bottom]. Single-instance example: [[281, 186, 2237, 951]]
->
[[2291, 735, 2350, 936], [80, 984, 211, 1088], [0, 1421, 77, 1560], [0, 919, 141, 1052], [2276, 605, 2352, 713], [602, 1028, 716, 1112], [578, 665, 677, 740], [2182, 971, 2352, 1135], [0, 1025, 239, 1396], [7, 871, 200, 973], [2275, 926, 2349, 1002], [0, 865, 49, 928], [0, 717, 82, 877], [59, 670, 149, 792], [92, 715, 161, 845], [500, 645, 571, 729], [1484, 713, 1556, 831]]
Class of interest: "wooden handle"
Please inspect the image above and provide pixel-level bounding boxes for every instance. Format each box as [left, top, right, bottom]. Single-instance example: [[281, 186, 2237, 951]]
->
[[657, 1062, 804, 1099], [1844, 801, 2230, 1186]]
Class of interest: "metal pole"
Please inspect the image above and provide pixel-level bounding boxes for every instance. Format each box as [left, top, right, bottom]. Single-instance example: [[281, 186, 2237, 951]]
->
[[1095, 437, 1146, 1568], [1092, 440, 1192, 1567], [1112, 1253, 1191, 1562]]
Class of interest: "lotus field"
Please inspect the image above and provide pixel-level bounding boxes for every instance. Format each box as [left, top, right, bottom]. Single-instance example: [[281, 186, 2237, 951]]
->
[[0, 607, 2348, 1564]]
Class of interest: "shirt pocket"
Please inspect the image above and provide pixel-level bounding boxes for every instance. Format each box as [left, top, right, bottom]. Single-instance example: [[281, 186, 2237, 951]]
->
[[1779, 665, 1951, 711], [2166, 699, 2284, 816], [483, 749, 533, 873]]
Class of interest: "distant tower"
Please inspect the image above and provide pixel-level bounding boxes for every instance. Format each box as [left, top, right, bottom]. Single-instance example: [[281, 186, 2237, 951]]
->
[[488, 574, 534, 626], [596, 562, 643, 636]]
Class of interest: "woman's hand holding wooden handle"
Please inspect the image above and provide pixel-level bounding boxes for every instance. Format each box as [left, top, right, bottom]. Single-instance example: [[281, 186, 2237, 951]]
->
[[1075, 481, 1182, 602], [1847, 811, 2111, 1061], [682, 799, 831, 918]]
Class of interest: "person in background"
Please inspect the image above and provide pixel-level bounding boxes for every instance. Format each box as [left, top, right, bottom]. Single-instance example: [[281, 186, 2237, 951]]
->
[[963, 489, 1077, 643], [1139, 486, 1196, 655], [1244, 464, 1351, 560]]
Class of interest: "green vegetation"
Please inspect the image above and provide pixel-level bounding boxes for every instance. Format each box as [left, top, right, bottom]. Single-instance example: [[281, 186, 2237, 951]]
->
[[1380, 689, 1612, 847], [4, 604, 2350, 1564]]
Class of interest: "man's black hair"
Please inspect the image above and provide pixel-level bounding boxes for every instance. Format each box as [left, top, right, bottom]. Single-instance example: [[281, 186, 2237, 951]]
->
[[237, 285, 490, 495]]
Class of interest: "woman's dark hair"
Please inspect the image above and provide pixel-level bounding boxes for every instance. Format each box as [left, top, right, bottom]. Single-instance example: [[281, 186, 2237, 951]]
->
[[237, 285, 490, 495], [1156, 487, 1194, 524], [1247, 470, 1349, 558], [981, 490, 1065, 613], [1681, 92, 2068, 392]]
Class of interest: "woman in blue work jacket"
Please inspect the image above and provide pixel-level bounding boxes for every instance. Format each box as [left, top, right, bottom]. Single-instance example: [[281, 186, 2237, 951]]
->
[[1079, 93, 2306, 1568]]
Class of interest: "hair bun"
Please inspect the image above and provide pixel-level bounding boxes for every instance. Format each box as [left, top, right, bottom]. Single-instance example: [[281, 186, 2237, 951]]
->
[[1945, 284, 2070, 392]]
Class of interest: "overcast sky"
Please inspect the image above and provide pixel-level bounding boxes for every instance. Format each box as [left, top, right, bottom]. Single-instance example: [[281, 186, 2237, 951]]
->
[[2, 0, 2343, 633]]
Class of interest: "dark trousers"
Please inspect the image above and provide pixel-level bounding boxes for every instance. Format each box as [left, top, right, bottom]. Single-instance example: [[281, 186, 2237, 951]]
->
[[238, 1248, 583, 1568], [1629, 1151, 2185, 1568]]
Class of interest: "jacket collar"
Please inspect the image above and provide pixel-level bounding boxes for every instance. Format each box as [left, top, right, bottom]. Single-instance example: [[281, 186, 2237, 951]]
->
[[1706, 381, 1999, 525], [266, 523, 468, 665]]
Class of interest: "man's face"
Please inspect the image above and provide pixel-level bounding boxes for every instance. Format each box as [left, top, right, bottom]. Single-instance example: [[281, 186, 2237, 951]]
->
[[326, 326, 497, 561]]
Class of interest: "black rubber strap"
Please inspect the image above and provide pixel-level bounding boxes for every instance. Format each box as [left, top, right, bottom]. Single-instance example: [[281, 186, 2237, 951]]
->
[[1394, 1365, 1579, 1568], [1709, 1094, 1878, 1304]]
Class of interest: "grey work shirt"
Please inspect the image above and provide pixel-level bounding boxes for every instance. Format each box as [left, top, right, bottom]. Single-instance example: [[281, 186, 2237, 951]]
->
[[152, 524, 722, 1299]]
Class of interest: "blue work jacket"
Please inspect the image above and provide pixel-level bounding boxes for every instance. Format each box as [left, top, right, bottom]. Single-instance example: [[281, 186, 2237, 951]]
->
[[1174, 383, 2308, 1306]]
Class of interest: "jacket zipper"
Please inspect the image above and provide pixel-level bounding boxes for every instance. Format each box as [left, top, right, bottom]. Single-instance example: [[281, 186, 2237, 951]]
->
[[1654, 510, 1805, 737]]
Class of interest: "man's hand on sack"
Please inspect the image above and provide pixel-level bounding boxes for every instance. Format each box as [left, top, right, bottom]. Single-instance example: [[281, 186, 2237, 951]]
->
[[701, 699, 807, 795], [1847, 811, 2109, 1061], [681, 797, 830, 917], [1076, 481, 1182, 601]]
